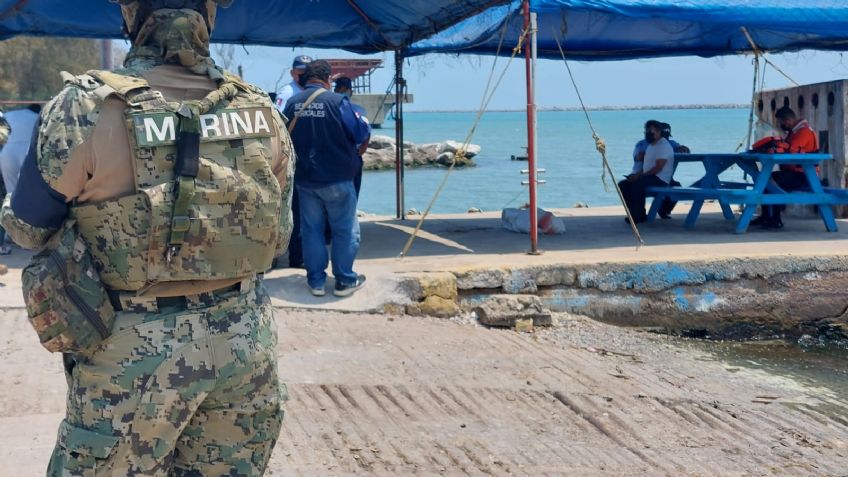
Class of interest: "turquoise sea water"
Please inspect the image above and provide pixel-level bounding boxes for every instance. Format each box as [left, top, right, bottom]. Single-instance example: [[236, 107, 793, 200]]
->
[[359, 108, 750, 216]]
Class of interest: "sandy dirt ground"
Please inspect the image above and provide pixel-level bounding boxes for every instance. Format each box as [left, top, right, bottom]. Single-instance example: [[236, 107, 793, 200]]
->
[[0, 308, 846, 476]]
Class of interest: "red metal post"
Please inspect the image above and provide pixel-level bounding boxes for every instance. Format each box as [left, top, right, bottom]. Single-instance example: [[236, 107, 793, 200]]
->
[[522, 0, 539, 253]]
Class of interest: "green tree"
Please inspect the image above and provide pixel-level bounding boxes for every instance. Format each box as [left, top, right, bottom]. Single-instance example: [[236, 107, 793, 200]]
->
[[0, 37, 102, 102]]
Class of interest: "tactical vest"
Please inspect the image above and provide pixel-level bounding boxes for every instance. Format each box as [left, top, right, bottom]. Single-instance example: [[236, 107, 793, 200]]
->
[[70, 70, 282, 291]]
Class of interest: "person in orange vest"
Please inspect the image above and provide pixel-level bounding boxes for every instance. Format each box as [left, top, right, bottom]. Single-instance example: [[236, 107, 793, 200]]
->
[[751, 106, 819, 229]]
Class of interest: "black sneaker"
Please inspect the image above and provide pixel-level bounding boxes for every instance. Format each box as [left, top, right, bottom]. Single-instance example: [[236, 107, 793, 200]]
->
[[763, 218, 784, 230], [750, 215, 769, 226], [334, 275, 367, 297]]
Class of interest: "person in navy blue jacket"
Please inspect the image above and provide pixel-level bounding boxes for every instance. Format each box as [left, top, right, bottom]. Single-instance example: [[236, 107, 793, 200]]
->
[[334, 76, 371, 197], [284, 60, 371, 297]]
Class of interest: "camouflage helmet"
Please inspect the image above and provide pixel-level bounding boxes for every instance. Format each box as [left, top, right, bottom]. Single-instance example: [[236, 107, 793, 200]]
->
[[110, 0, 233, 39]]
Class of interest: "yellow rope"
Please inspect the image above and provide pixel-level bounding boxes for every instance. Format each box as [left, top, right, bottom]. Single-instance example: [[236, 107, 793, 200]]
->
[[398, 21, 528, 259], [552, 30, 645, 248], [512, 29, 527, 56]]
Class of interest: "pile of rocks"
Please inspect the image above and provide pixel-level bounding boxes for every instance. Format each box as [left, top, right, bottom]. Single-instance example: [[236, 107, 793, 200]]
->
[[362, 135, 482, 170]]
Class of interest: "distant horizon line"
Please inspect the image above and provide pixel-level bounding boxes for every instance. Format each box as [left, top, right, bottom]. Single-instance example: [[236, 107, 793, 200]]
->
[[405, 104, 749, 113]]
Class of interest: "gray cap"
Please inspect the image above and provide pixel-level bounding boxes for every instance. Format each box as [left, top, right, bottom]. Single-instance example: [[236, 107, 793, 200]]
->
[[292, 55, 313, 70]]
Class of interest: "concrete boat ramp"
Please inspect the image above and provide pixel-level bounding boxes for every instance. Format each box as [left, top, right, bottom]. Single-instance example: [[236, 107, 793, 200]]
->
[[2, 309, 847, 475], [263, 205, 848, 340]]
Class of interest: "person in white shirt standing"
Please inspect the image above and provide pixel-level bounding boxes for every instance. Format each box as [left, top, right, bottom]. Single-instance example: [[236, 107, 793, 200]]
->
[[274, 55, 312, 113], [618, 120, 675, 224], [273, 55, 312, 268]]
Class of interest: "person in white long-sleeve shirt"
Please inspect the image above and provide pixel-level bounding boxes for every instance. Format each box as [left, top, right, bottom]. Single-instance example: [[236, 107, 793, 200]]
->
[[0, 103, 40, 254], [272, 54, 312, 268], [274, 55, 312, 114], [0, 104, 40, 198]]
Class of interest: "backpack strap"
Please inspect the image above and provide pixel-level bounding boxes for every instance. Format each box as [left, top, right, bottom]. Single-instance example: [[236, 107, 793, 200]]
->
[[87, 70, 148, 97], [85, 70, 174, 111], [287, 88, 327, 133]]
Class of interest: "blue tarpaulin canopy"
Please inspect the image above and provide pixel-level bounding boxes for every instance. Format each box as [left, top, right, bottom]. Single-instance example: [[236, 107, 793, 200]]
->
[[409, 0, 848, 60], [0, 0, 508, 52]]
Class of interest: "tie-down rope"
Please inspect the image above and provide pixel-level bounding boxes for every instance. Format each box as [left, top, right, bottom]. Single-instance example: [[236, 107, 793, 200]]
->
[[551, 31, 644, 248], [398, 21, 529, 258]]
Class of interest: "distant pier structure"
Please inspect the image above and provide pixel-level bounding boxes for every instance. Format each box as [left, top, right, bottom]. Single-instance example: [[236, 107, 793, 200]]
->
[[757, 81, 847, 215], [326, 59, 413, 128]]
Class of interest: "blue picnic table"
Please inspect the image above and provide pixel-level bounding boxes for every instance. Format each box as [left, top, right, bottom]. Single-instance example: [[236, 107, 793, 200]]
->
[[646, 152, 848, 233]]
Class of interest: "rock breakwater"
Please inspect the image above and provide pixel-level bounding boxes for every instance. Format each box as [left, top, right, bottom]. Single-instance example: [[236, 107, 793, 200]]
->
[[363, 135, 481, 170]]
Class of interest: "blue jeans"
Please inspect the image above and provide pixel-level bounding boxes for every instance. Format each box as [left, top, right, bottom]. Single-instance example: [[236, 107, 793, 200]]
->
[[297, 181, 361, 288]]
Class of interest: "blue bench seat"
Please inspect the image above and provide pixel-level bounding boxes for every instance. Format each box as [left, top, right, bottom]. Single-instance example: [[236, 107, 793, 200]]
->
[[648, 186, 848, 205], [645, 186, 749, 200], [824, 187, 848, 199]]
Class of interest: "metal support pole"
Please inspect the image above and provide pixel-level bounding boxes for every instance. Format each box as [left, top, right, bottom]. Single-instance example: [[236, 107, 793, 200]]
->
[[523, 1, 540, 254], [394, 51, 406, 219], [745, 56, 759, 151], [100, 39, 114, 70]]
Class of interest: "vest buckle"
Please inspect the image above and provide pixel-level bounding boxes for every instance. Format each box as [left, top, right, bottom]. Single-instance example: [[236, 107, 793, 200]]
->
[[171, 216, 190, 233], [126, 89, 165, 108]]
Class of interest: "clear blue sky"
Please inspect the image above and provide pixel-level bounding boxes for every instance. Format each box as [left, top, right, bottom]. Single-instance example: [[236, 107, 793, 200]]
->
[[213, 44, 848, 111]]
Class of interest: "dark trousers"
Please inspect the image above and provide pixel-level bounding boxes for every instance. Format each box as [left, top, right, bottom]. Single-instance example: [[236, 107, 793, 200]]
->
[[619, 174, 667, 222], [658, 179, 682, 217], [0, 169, 6, 245], [354, 168, 362, 198], [286, 188, 303, 266], [763, 171, 808, 220]]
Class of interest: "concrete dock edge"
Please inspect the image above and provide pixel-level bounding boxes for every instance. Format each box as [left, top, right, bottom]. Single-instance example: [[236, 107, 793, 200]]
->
[[395, 255, 848, 340]]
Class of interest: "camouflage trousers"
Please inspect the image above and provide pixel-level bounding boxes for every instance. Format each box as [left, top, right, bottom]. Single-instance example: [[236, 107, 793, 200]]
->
[[47, 281, 286, 476]]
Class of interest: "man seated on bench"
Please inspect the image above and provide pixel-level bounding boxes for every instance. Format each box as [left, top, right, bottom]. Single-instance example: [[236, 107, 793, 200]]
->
[[620, 120, 676, 224], [655, 122, 690, 219], [629, 121, 679, 176], [629, 121, 689, 219], [750, 106, 819, 229]]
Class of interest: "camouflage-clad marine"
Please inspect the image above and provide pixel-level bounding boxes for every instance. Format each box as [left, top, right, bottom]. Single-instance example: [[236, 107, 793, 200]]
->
[[0, 1, 293, 475]]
